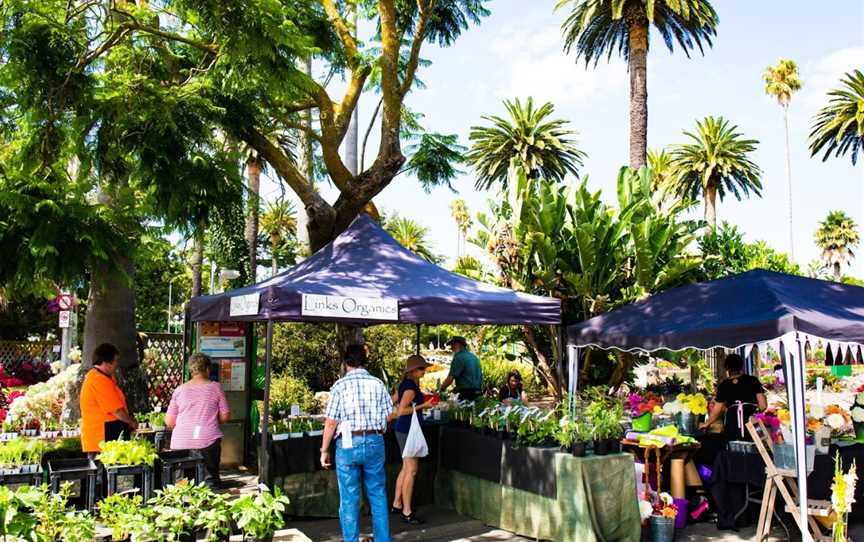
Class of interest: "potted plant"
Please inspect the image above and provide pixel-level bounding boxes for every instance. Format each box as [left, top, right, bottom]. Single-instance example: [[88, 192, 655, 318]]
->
[[230, 486, 290, 542], [304, 418, 324, 437], [98, 493, 144, 542], [97, 438, 159, 468], [149, 481, 224, 541], [288, 419, 304, 439], [626, 392, 661, 432], [33, 483, 96, 542]]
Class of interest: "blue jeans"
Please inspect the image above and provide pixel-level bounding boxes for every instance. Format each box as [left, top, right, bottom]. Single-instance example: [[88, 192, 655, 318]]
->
[[335, 434, 391, 542]]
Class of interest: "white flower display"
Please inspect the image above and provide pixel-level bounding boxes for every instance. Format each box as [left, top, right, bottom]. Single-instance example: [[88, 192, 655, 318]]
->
[[857, 392, 864, 406], [638, 500, 653, 521], [8, 365, 78, 427], [662, 401, 682, 416], [810, 404, 826, 420], [852, 406, 864, 423], [827, 413, 848, 430], [68, 347, 82, 363]]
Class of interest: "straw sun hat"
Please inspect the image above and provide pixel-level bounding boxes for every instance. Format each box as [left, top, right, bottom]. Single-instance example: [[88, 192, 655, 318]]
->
[[404, 354, 432, 374]]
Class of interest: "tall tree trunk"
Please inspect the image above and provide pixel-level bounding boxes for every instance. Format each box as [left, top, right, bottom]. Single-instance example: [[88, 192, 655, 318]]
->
[[190, 224, 204, 297], [295, 57, 313, 254], [705, 183, 718, 230], [834, 261, 842, 282], [627, 18, 649, 169], [270, 233, 280, 276], [68, 253, 148, 419], [783, 104, 795, 262], [245, 157, 261, 281]]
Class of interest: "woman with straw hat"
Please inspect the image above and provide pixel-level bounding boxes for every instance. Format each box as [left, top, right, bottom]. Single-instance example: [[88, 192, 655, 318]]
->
[[391, 354, 435, 524]]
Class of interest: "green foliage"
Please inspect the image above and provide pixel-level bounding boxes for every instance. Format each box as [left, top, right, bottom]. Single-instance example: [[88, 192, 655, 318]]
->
[[405, 133, 466, 193], [134, 234, 190, 332], [480, 356, 544, 398], [700, 222, 800, 279], [558, 0, 718, 66], [809, 69, 864, 165], [269, 373, 317, 416], [815, 210, 860, 279], [384, 215, 443, 263], [466, 98, 586, 190], [148, 482, 232, 542], [0, 485, 40, 541], [98, 493, 143, 541], [669, 116, 762, 224], [270, 323, 342, 390], [763, 59, 802, 107], [230, 487, 290, 540], [32, 483, 95, 542], [97, 438, 158, 467], [0, 438, 45, 468]]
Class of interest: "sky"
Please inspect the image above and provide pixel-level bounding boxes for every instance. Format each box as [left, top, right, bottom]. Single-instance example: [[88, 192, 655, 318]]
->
[[258, 1, 864, 277]]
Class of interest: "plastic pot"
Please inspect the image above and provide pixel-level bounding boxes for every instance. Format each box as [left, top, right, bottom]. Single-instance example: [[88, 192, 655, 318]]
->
[[607, 439, 621, 454], [571, 441, 587, 457], [632, 412, 653, 432], [593, 439, 609, 456]]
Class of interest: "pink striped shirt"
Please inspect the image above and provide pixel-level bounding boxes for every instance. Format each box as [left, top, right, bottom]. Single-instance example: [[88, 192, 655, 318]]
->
[[167, 381, 229, 450]]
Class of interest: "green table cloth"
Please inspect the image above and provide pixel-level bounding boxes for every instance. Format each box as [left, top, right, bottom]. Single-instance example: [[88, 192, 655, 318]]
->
[[435, 452, 641, 542]]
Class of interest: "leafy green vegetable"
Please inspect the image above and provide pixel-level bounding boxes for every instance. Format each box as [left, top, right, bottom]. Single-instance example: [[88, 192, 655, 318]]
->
[[97, 438, 158, 467], [230, 486, 290, 540]]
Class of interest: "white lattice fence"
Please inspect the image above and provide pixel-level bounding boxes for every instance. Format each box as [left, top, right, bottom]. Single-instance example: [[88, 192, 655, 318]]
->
[[141, 333, 184, 411], [0, 341, 57, 367]]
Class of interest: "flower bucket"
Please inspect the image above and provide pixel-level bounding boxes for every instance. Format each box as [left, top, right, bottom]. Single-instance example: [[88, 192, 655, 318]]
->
[[649, 516, 675, 542], [676, 412, 702, 436], [571, 441, 587, 457], [607, 439, 621, 454], [673, 498, 689, 529], [815, 427, 831, 455], [633, 412, 653, 433], [593, 439, 609, 456]]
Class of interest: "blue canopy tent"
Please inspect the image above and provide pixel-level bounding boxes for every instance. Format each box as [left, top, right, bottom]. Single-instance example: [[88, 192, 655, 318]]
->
[[566, 269, 864, 541], [189, 214, 561, 483]]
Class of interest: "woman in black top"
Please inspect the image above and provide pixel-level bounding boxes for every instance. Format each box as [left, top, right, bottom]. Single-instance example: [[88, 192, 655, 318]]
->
[[699, 354, 767, 440], [498, 371, 528, 405]]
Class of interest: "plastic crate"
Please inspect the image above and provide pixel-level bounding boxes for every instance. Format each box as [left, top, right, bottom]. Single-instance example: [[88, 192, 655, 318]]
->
[[47, 457, 99, 511], [104, 464, 153, 501], [157, 450, 205, 489]]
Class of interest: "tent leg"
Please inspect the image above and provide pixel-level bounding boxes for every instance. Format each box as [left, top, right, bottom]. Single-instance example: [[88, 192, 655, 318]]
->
[[556, 326, 565, 397], [794, 338, 810, 542], [415, 324, 421, 356], [260, 320, 274, 488]]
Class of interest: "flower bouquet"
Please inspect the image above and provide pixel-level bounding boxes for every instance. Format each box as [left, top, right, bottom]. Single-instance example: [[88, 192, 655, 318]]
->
[[626, 392, 661, 432], [830, 452, 857, 541], [662, 393, 707, 435]]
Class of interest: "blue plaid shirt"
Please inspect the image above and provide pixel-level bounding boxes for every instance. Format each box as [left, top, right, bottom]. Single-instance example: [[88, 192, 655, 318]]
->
[[325, 368, 393, 431]]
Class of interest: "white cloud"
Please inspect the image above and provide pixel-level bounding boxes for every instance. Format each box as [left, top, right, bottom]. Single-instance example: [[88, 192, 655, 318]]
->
[[797, 47, 864, 115], [487, 25, 628, 108]]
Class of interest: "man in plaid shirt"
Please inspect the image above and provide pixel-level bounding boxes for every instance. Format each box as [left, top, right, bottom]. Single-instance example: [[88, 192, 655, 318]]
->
[[321, 344, 393, 542]]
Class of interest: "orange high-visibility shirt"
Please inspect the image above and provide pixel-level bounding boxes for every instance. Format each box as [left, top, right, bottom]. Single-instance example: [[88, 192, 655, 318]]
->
[[79, 368, 127, 453]]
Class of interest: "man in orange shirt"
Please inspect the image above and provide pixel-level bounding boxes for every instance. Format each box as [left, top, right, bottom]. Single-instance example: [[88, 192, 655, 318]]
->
[[79, 343, 138, 454]]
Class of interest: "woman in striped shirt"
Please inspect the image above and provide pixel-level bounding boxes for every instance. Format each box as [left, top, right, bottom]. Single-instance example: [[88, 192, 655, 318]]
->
[[166, 353, 230, 488]]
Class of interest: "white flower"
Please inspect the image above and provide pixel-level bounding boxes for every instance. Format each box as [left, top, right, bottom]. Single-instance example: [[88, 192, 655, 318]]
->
[[68, 347, 82, 363], [827, 413, 846, 430], [662, 401, 682, 416], [857, 393, 864, 407], [810, 405, 826, 420], [639, 500, 654, 520], [852, 407, 864, 423]]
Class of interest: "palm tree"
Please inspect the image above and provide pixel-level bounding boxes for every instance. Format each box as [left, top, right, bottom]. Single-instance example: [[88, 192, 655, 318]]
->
[[244, 151, 264, 282], [384, 216, 442, 264], [260, 199, 297, 276], [763, 59, 802, 261], [449, 198, 472, 257], [466, 98, 586, 191], [669, 116, 761, 229], [558, 0, 718, 168], [815, 211, 860, 281], [809, 70, 864, 165]]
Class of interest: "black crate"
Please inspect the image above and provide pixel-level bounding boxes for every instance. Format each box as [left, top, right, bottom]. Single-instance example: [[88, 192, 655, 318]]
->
[[0, 468, 43, 488], [157, 450, 205, 489], [47, 457, 99, 511], [104, 464, 153, 501]]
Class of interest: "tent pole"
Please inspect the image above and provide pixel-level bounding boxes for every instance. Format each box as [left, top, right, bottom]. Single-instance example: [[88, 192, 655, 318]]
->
[[795, 337, 810, 542], [556, 326, 565, 398], [415, 324, 421, 355], [260, 319, 274, 487]]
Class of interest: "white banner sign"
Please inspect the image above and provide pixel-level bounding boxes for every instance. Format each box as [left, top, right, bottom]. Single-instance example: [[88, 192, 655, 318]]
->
[[301, 294, 399, 321], [229, 293, 260, 317]]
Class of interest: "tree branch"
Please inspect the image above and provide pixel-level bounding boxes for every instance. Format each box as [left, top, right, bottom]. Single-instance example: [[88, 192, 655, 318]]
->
[[127, 22, 218, 54], [399, 0, 434, 97], [377, 0, 403, 152], [360, 96, 384, 172], [319, 0, 359, 66]]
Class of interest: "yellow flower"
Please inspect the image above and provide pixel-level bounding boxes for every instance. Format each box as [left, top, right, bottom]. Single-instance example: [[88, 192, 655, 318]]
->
[[652, 406, 662, 415]]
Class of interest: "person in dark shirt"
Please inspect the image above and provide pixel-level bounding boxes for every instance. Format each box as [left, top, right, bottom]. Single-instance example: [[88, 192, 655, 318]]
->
[[699, 353, 767, 440], [498, 370, 528, 405], [391, 355, 434, 525]]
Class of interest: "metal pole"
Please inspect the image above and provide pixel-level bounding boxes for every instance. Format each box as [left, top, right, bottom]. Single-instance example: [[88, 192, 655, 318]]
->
[[260, 320, 274, 487], [556, 326, 565, 398], [415, 324, 421, 355], [794, 338, 811, 542], [209, 260, 216, 294], [167, 282, 173, 332]]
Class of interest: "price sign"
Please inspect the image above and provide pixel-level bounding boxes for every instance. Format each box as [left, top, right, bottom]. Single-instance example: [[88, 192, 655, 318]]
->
[[58, 311, 71, 328]]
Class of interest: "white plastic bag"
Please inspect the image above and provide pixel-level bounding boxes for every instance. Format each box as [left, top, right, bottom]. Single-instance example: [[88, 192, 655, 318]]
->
[[402, 410, 429, 458]]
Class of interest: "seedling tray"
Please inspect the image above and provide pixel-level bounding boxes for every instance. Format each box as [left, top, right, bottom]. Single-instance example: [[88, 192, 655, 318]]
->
[[48, 457, 98, 511], [157, 450, 205, 488]]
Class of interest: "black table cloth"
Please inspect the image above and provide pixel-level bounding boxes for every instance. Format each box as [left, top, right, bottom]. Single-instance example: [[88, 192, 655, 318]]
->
[[708, 442, 864, 527]]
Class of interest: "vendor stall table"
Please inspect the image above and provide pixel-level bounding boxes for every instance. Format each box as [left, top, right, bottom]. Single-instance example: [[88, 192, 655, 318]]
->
[[621, 439, 701, 497]]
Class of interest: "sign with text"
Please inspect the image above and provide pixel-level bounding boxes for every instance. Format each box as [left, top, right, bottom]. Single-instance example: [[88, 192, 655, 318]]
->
[[229, 293, 260, 317], [301, 294, 399, 321], [58, 311, 71, 328], [200, 336, 246, 358]]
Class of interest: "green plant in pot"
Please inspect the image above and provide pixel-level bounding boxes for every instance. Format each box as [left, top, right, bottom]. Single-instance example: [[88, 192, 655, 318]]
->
[[606, 400, 625, 454], [98, 493, 144, 541], [231, 486, 290, 542], [97, 438, 158, 467], [148, 481, 226, 541]]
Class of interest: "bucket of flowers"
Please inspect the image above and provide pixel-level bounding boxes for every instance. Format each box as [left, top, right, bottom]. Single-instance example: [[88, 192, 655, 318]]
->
[[661, 393, 708, 436], [626, 392, 661, 433], [829, 451, 857, 541], [647, 492, 677, 542]]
